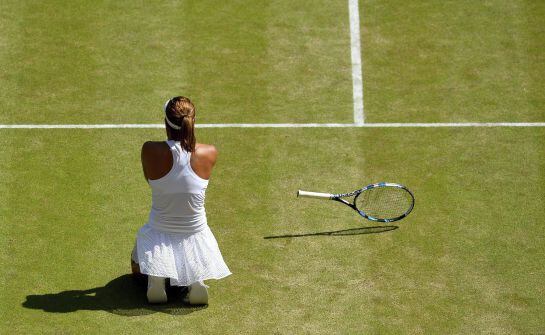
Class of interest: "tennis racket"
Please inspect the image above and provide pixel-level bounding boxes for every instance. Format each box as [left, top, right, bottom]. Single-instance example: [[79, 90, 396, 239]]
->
[[297, 182, 414, 222]]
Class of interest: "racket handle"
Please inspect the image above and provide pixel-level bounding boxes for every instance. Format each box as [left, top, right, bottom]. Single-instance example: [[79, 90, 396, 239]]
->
[[297, 190, 333, 199]]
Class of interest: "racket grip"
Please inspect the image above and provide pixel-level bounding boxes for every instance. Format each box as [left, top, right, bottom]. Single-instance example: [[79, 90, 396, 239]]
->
[[297, 190, 333, 199]]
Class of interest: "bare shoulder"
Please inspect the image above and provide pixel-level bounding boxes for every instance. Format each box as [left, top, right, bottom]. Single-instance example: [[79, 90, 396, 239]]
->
[[142, 141, 169, 157], [190, 143, 218, 179], [141, 141, 173, 180], [142, 140, 166, 151], [141, 141, 171, 166], [194, 143, 218, 165]]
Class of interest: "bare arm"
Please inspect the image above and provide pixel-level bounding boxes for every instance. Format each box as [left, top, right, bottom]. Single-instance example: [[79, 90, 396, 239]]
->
[[141, 142, 152, 181]]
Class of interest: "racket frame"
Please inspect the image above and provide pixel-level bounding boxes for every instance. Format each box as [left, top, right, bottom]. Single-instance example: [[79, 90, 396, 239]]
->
[[298, 182, 415, 223]]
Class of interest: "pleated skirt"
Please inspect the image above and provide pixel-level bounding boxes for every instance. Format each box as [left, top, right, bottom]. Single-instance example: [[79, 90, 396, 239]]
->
[[132, 223, 231, 286]]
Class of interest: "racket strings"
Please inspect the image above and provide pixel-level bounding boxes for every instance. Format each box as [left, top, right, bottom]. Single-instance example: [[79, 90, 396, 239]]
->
[[356, 187, 413, 219]]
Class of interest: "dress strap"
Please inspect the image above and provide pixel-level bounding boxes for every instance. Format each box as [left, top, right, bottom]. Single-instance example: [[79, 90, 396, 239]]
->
[[165, 140, 181, 164]]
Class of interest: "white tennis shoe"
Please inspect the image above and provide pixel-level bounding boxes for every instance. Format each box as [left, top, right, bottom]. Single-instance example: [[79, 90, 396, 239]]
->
[[147, 276, 167, 303], [184, 281, 209, 305]]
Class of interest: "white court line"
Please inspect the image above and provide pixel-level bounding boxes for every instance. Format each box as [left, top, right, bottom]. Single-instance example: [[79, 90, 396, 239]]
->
[[348, 0, 364, 125], [360, 122, 545, 127], [0, 124, 163, 129], [0, 123, 354, 129], [1, 123, 544, 129]]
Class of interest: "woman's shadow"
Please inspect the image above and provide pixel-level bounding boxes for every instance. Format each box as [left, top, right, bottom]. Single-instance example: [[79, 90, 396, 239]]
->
[[22, 274, 206, 316]]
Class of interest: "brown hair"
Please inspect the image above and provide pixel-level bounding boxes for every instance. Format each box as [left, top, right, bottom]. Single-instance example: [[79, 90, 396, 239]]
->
[[164, 96, 196, 152]]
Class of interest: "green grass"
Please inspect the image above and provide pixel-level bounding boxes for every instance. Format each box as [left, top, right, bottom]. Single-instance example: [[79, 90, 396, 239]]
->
[[362, 0, 545, 122], [0, 0, 352, 124], [1, 0, 545, 334], [0, 128, 544, 333]]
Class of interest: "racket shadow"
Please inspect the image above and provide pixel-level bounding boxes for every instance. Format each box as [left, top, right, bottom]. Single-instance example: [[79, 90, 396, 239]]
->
[[263, 225, 398, 239], [22, 274, 207, 316]]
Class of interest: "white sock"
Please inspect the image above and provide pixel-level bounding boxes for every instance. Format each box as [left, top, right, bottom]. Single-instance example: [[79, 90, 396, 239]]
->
[[147, 276, 167, 304]]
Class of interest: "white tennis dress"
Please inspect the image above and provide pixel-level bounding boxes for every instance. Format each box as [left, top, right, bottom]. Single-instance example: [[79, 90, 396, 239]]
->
[[132, 140, 231, 286]]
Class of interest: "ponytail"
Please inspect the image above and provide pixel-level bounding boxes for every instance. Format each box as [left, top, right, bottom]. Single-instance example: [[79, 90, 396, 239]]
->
[[179, 116, 196, 152], [164, 96, 196, 152]]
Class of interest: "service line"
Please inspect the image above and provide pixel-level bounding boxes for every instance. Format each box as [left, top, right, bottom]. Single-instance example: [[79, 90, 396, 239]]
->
[[1, 123, 545, 129]]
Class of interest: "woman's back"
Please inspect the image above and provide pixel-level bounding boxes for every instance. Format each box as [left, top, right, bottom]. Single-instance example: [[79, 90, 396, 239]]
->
[[145, 140, 210, 233], [141, 141, 218, 181]]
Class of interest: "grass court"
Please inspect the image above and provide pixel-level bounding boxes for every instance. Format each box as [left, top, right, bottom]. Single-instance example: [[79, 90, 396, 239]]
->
[[1, 0, 544, 333]]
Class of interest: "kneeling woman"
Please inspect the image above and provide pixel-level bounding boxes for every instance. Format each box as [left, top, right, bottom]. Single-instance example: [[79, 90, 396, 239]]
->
[[131, 96, 231, 304]]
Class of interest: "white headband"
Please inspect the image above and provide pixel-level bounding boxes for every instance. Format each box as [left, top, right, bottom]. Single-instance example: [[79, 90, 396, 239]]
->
[[164, 98, 182, 130]]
